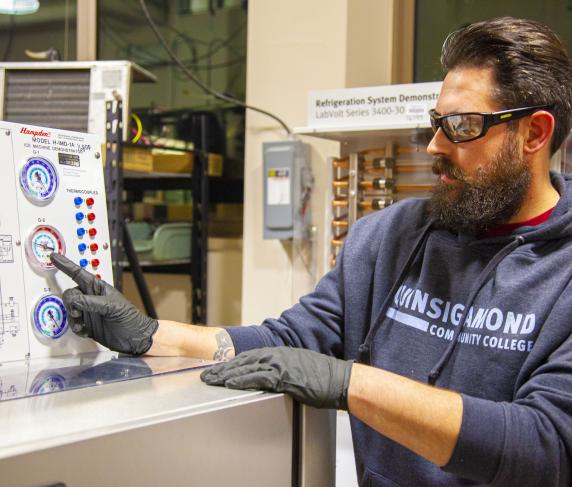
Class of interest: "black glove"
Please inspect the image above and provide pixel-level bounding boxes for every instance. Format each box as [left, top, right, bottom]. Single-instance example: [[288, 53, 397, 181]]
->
[[50, 253, 159, 355], [200, 347, 354, 410]]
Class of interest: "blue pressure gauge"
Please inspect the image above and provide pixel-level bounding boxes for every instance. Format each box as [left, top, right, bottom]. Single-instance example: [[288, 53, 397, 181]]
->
[[19, 157, 59, 204], [33, 294, 68, 339]]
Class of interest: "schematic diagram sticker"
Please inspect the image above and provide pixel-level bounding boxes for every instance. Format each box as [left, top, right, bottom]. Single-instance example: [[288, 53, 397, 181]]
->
[[25, 225, 66, 271], [0, 235, 13, 263], [32, 294, 68, 340], [0, 296, 20, 347], [19, 156, 59, 204]]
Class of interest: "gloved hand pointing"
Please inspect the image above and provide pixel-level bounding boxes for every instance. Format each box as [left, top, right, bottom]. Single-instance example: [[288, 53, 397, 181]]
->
[[201, 347, 354, 410], [50, 253, 158, 355]]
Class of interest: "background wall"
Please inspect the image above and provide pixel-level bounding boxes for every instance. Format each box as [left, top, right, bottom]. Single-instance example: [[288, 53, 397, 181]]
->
[[415, 0, 572, 82], [241, 0, 412, 324]]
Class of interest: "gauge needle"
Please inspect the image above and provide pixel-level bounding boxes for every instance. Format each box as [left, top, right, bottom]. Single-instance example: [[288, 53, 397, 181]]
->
[[35, 242, 55, 251], [34, 171, 47, 191], [47, 310, 57, 328]]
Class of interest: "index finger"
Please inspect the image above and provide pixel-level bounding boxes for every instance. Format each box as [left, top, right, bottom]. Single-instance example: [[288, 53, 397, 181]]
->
[[50, 252, 96, 293]]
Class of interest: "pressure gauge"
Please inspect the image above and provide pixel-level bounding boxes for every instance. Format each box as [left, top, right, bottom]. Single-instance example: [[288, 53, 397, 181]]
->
[[26, 225, 66, 271], [32, 294, 68, 339], [19, 156, 59, 204]]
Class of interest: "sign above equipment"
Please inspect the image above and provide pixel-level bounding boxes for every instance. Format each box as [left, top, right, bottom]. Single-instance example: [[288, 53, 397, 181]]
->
[[305, 81, 442, 130]]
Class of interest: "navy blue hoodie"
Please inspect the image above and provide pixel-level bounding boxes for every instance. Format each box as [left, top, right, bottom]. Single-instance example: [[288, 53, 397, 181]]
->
[[227, 172, 572, 487]]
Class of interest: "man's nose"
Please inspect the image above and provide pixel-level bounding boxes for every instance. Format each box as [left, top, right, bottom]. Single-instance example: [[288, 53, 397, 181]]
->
[[427, 128, 452, 157]]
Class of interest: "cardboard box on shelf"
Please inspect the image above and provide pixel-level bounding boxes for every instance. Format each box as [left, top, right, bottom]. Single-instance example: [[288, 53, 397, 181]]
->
[[123, 147, 223, 176], [167, 204, 193, 221]]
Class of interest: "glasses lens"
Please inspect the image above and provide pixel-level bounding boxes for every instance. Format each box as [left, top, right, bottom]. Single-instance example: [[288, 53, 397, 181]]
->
[[442, 113, 484, 141]]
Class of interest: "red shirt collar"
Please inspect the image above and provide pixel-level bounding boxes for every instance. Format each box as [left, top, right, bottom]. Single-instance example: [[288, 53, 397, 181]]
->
[[479, 207, 555, 239]]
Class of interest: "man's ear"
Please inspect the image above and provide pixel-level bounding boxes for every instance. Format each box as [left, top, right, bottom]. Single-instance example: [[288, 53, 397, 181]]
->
[[523, 110, 555, 155]]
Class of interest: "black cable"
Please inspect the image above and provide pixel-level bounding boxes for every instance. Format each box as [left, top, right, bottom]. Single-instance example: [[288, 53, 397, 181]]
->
[[138, 0, 291, 135]]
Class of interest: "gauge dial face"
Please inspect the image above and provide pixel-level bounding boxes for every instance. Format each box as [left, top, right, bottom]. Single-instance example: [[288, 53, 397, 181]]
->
[[33, 294, 68, 339], [26, 225, 66, 270], [20, 157, 59, 203]]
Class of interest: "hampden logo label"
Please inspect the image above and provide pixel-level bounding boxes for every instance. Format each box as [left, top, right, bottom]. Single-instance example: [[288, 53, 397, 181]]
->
[[20, 127, 50, 137]]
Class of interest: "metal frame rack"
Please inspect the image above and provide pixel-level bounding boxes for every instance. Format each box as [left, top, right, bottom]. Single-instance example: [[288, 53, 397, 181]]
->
[[105, 103, 243, 324]]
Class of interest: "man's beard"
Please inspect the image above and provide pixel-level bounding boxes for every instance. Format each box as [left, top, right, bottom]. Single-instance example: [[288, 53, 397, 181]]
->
[[428, 135, 532, 236]]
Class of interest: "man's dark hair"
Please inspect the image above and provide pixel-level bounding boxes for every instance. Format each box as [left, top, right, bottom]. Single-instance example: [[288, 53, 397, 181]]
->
[[441, 17, 572, 155]]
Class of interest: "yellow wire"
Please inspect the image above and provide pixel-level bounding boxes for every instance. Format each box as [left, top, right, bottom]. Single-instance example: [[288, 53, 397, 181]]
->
[[131, 113, 143, 143]]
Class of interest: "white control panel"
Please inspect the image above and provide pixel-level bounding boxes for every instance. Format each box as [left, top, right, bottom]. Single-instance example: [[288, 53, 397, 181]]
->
[[0, 122, 112, 362]]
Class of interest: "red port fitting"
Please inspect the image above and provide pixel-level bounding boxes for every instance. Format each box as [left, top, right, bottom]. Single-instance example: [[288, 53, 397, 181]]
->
[[95, 274, 102, 279], [91, 258, 100, 268], [90, 243, 99, 252], [86, 197, 95, 206], [88, 228, 97, 237], [87, 213, 96, 222]]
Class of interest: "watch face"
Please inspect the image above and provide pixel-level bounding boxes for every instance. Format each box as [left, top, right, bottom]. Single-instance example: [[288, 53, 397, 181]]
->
[[26, 225, 66, 271], [33, 294, 68, 339], [20, 157, 59, 204]]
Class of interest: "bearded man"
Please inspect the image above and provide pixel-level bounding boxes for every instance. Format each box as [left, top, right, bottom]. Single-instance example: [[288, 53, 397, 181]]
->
[[51, 17, 572, 487]]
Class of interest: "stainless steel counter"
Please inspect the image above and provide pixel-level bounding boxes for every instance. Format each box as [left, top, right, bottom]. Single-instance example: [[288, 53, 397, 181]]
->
[[0, 354, 295, 487]]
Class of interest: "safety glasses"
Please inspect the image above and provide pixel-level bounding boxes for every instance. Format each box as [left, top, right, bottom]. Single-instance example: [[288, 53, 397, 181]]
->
[[428, 105, 552, 143]]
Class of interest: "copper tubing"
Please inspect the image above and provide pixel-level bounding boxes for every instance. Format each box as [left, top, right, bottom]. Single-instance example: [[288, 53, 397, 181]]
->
[[335, 179, 394, 189], [360, 199, 392, 210], [395, 163, 433, 172], [332, 219, 349, 228], [362, 163, 433, 174], [332, 236, 346, 246], [398, 146, 428, 154], [333, 177, 350, 188], [332, 199, 349, 207], [359, 179, 393, 190], [333, 158, 349, 168]]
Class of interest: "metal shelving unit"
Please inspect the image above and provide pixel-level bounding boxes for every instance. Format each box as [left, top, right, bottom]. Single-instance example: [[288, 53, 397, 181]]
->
[[107, 107, 243, 324]]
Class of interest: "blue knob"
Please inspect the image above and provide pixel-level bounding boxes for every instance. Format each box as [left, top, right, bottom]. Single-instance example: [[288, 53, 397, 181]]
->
[[78, 243, 87, 252], [75, 212, 85, 221], [76, 228, 86, 237], [79, 259, 88, 267], [74, 196, 83, 206]]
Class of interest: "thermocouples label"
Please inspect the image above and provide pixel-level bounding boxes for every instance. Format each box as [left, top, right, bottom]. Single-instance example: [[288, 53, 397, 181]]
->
[[307, 81, 442, 128]]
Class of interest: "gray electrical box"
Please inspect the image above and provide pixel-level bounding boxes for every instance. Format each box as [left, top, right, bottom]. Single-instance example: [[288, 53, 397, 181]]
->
[[263, 140, 312, 239]]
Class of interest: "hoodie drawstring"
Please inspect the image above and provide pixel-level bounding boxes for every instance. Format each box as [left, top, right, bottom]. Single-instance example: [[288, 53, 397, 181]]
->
[[358, 221, 433, 364], [427, 234, 526, 384]]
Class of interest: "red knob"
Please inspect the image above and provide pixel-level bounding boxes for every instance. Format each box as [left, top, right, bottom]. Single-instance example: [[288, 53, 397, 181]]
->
[[95, 274, 102, 279], [87, 213, 96, 222], [86, 197, 95, 206], [91, 258, 100, 268], [90, 243, 98, 252], [88, 228, 97, 237]]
